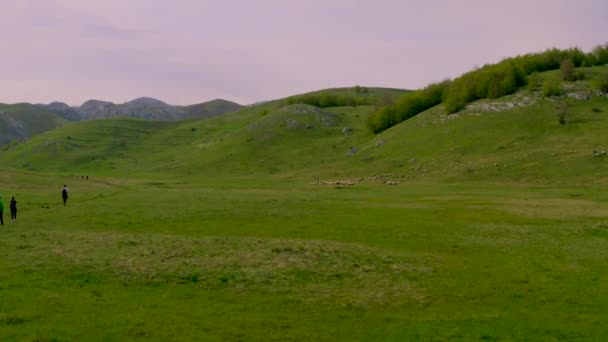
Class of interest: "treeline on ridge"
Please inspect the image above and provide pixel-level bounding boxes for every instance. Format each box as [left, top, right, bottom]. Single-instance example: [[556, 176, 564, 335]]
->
[[369, 45, 608, 133], [286, 86, 377, 108], [367, 82, 448, 133]]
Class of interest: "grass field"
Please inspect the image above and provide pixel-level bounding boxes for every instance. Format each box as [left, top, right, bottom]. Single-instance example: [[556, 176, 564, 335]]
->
[[1, 73, 608, 340], [1, 172, 607, 341]]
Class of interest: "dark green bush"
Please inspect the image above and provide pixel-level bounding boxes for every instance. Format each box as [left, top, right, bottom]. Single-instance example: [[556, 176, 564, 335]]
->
[[443, 61, 519, 113], [286, 91, 375, 108], [592, 44, 608, 65], [527, 72, 542, 91], [354, 85, 369, 94], [542, 75, 565, 97], [561, 59, 576, 81], [592, 70, 608, 93]]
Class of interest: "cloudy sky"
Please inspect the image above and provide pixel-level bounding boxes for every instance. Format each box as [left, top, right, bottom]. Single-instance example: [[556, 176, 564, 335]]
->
[[1, 0, 606, 106]]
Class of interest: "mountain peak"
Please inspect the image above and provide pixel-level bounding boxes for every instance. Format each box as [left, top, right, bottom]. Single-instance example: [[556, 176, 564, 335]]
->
[[125, 97, 170, 106]]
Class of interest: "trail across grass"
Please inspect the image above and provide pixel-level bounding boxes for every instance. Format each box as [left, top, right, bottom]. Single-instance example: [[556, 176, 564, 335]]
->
[[1, 172, 607, 341]]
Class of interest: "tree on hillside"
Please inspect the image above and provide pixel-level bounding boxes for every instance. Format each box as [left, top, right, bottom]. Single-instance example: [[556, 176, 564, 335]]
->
[[368, 81, 448, 133], [592, 44, 608, 65], [542, 75, 565, 97], [561, 59, 576, 81], [527, 72, 542, 91], [370, 45, 608, 133], [593, 70, 608, 93], [354, 85, 369, 94]]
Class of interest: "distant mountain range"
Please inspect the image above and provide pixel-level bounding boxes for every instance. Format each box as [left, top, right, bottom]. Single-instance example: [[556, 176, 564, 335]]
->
[[43, 97, 243, 121], [0, 97, 243, 145]]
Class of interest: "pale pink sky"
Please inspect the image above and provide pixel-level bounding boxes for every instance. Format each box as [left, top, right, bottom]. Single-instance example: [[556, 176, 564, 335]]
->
[[1, 0, 606, 106]]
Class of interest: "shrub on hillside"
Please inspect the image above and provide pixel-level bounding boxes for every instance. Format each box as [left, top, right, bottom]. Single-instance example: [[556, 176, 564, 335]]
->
[[527, 72, 542, 91], [592, 70, 608, 93], [286, 91, 375, 108], [591, 43, 608, 65], [354, 85, 369, 94], [561, 59, 576, 81], [442, 78, 472, 114], [556, 101, 570, 125], [443, 61, 519, 113], [542, 76, 565, 97]]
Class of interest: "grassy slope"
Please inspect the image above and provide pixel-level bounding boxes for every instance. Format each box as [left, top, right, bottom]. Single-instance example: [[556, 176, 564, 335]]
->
[[0, 103, 66, 146], [0, 87, 407, 178], [179, 99, 244, 120], [288, 86, 408, 100], [0, 76, 607, 340], [354, 95, 608, 184], [0, 118, 176, 174], [2, 75, 606, 184]]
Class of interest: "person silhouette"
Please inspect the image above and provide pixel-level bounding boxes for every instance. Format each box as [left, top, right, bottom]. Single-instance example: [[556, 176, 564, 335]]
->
[[62, 185, 69, 206], [10, 197, 17, 220], [0, 195, 4, 225]]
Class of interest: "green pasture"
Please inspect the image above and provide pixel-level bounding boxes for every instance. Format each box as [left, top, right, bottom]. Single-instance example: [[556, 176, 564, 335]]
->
[[1, 171, 607, 341], [0, 68, 607, 340]]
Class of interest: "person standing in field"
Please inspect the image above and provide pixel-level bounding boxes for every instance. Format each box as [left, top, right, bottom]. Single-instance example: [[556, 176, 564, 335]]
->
[[10, 197, 17, 220], [62, 185, 69, 206], [0, 195, 4, 226]]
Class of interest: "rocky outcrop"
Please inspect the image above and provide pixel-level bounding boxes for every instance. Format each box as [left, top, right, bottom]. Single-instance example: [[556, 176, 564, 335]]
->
[[75, 97, 241, 121], [78, 100, 121, 119], [44, 102, 82, 121], [0, 97, 242, 145], [118, 97, 184, 120]]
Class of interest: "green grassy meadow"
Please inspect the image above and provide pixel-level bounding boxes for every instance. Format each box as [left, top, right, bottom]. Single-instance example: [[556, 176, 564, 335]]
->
[[1, 75, 608, 340]]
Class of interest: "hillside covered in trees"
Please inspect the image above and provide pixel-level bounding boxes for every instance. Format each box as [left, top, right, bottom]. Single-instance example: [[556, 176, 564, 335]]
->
[[369, 45, 608, 133]]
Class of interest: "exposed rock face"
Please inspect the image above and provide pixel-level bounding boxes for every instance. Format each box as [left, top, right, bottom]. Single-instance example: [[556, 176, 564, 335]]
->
[[278, 104, 339, 127], [44, 102, 82, 121], [79, 100, 121, 119], [119, 97, 184, 120], [75, 97, 242, 121], [1, 97, 243, 146]]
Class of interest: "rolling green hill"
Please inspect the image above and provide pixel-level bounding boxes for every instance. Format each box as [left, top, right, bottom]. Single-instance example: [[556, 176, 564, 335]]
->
[[179, 99, 243, 119], [1, 75, 606, 184], [1, 68, 608, 341], [67, 97, 244, 121], [0, 87, 408, 177], [0, 98, 244, 147], [0, 103, 67, 146]]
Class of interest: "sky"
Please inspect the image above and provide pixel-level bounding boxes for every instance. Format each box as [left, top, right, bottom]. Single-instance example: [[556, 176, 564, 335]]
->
[[0, 0, 606, 106]]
